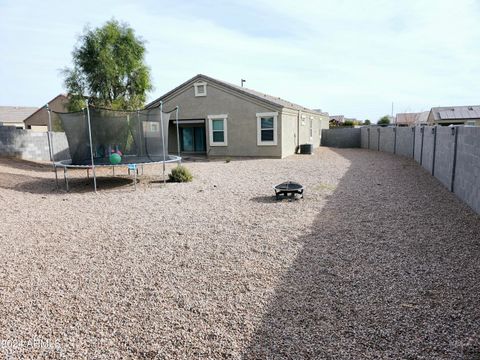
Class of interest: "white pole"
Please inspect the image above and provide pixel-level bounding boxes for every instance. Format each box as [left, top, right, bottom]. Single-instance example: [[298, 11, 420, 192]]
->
[[46, 104, 59, 189], [159, 102, 166, 185], [175, 106, 180, 161], [85, 99, 97, 192]]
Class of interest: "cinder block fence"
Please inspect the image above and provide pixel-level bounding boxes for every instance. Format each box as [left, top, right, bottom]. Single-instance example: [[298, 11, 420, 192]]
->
[[0, 127, 69, 162], [322, 126, 480, 214]]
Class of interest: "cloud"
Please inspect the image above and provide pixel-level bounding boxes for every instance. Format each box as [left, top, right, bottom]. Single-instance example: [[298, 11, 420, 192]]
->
[[0, 0, 479, 119]]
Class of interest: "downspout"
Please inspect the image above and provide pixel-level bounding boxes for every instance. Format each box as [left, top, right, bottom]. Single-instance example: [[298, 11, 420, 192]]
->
[[296, 110, 300, 153]]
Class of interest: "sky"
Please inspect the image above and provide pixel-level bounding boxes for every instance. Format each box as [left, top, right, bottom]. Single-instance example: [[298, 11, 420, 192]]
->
[[1, 0, 480, 121]]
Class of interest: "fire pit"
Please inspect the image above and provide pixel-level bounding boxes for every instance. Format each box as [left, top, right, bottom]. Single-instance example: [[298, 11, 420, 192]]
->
[[273, 181, 304, 200]]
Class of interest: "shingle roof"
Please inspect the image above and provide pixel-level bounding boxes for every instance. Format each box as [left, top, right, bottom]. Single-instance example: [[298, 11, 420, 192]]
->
[[396, 111, 429, 125], [0, 106, 38, 124], [431, 105, 480, 121], [147, 74, 317, 113]]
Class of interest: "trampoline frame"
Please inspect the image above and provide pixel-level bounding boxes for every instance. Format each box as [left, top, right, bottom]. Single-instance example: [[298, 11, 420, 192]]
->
[[47, 99, 182, 192]]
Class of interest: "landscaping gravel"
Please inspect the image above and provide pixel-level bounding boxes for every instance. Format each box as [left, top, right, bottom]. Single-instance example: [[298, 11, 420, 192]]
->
[[0, 148, 479, 359]]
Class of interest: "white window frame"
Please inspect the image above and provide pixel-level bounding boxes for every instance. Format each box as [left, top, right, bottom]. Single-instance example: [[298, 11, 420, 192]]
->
[[208, 114, 228, 146], [257, 112, 278, 146], [194, 81, 207, 97]]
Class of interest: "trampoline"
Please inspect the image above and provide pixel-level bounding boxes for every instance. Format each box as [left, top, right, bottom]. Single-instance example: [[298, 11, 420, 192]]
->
[[47, 100, 182, 192]]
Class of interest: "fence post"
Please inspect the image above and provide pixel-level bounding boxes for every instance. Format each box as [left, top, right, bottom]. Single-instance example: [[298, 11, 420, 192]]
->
[[431, 126, 437, 176], [367, 127, 370, 149], [393, 127, 397, 154], [377, 128, 380, 151], [420, 126, 425, 165], [450, 126, 459, 192], [412, 127, 416, 159]]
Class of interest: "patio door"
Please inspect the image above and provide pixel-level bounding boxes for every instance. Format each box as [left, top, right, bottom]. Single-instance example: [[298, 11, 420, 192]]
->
[[181, 127, 206, 153]]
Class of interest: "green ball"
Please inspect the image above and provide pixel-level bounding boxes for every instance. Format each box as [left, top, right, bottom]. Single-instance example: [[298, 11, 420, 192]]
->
[[109, 153, 122, 165]]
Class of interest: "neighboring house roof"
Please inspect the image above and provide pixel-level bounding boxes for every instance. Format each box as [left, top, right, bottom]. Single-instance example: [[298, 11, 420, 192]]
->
[[24, 94, 69, 127], [416, 111, 429, 124], [430, 105, 480, 121], [147, 74, 318, 114], [313, 109, 330, 116], [0, 106, 38, 124], [329, 115, 345, 123], [395, 111, 429, 126], [396, 112, 418, 126]]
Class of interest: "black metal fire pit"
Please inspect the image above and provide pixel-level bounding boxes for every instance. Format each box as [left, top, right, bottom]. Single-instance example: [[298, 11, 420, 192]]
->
[[273, 181, 304, 200]]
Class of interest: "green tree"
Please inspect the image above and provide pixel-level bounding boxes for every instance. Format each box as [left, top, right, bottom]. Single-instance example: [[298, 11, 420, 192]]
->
[[63, 19, 153, 111], [364, 119, 371, 125], [377, 115, 390, 126]]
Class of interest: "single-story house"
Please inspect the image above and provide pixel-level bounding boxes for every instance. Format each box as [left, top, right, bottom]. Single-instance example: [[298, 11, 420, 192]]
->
[[395, 111, 429, 126], [428, 106, 480, 126], [0, 106, 38, 129], [146, 74, 330, 158], [24, 94, 69, 131]]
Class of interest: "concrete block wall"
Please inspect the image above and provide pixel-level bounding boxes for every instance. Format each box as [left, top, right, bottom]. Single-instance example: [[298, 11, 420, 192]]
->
[[322, 125, 480, 214], [454, 127, 480, 214], [434, 127, 456, 189], [361, 127, 368, 148], [420, 127, 435, 174], [395, 127, 414, 158], [369, 128, 379, 151], [0, 127, 69, 162], [414, 127, 422, 163], [379, 127, 395, 153], [321, 128, 361, 148]]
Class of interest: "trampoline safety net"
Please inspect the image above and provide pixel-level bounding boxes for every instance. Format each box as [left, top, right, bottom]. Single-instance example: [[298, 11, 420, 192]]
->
[[54, 107, 171, 166]]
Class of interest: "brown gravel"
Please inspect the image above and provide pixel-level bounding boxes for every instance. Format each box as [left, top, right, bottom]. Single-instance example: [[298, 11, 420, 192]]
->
[[0, 148, 479, 359]]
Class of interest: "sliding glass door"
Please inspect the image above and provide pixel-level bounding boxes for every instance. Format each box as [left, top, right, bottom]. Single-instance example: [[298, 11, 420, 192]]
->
[[181, 127, 206, 153]]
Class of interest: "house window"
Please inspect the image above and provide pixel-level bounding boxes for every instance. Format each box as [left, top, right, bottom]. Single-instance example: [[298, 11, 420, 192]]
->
[[257, 112, 278, 146], [143, 121, 161, 137], [194, 82, 207, 97], [208, 114, 228, 146]]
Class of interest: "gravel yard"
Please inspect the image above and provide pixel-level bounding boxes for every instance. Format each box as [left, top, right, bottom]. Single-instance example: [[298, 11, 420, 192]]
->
[[0, 148, 479, 359]]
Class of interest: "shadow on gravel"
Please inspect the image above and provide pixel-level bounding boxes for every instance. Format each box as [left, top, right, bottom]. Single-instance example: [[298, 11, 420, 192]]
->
[[0, 157, 53, 172], [250, 196, 278, 204], [0, 173, 135, 194], [242, 148, 480, 359]]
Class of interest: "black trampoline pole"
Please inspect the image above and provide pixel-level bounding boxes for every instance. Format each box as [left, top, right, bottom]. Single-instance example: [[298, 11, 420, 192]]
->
[[85, 99, 97, 192], [160, 101, 166, 185]]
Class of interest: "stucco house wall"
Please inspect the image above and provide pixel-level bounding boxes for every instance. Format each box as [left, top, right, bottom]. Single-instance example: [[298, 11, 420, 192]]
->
[[150, 75, 328, 158], [161, 81, 282, 157], [24, 94, 69, 131]]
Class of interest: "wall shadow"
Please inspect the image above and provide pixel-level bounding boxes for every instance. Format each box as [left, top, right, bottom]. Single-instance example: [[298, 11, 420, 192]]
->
[[242, 148, 480, 359]]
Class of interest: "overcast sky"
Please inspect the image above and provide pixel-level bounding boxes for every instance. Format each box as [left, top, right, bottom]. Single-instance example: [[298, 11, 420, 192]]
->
[[1, 0, 479, 120]]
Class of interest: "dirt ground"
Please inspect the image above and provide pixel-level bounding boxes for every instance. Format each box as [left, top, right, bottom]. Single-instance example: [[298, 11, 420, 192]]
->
[[0, 148, 479, 359]]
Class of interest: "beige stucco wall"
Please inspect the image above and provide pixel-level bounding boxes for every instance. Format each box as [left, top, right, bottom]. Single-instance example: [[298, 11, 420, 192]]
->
[[162, 82, 283, 158], [24, 95, 69, 130], [280, 109, 329, 157], [280, 110, 298, 157]]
